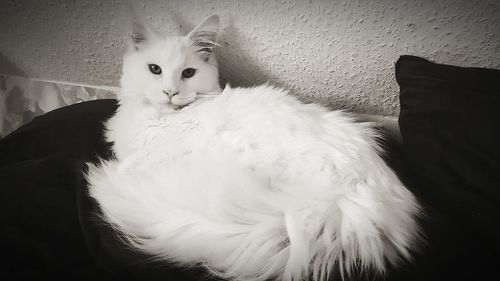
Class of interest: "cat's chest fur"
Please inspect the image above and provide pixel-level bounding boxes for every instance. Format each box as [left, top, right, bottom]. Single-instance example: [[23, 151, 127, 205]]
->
[[106, 86, 337, 172], [106, 100, 206, 163]]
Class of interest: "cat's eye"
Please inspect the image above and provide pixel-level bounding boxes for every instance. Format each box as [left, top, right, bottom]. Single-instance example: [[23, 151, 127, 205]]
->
[[148, 64, 162, 75], [181, 68, 196, 79]]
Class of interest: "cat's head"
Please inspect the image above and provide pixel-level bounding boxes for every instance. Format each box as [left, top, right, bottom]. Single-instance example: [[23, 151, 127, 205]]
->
[[120, 14, 221, 110]]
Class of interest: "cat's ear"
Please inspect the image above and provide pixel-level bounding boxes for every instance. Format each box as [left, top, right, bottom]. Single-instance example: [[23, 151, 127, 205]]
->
[[128, 5, 157, 50], [187, 15, 220, 59]]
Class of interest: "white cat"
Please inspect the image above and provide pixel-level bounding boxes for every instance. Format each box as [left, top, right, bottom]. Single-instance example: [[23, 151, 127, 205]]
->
[[87, 14, 420, 281]]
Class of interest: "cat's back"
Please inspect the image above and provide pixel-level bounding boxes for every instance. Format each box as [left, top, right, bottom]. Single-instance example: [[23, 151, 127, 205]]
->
[[194, 85, 329, 137], [192, 84, 368, 153]]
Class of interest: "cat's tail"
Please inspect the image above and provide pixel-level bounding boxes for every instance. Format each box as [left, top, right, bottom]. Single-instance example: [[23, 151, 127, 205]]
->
[[86, 159, 292, 280], [86, 155, 420, 281], [280, 171, 422, 281]]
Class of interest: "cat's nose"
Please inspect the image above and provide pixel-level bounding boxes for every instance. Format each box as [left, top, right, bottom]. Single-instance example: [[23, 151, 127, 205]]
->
[[163, 90, 179, 98]]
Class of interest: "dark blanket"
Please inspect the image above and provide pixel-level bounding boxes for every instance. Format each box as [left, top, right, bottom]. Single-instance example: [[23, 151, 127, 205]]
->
[[1, 56, 499, 280], [0, 100, 217, 281]]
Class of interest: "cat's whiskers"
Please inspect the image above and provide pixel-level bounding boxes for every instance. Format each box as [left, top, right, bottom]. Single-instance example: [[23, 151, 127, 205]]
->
[[196, 91, 222, 98]]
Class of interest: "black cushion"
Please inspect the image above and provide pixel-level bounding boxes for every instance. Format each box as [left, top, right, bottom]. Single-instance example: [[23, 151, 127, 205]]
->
[[396, 55, 500, 280]]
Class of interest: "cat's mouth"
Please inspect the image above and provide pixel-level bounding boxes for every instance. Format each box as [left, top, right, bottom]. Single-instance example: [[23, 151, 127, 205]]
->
[[159, 91, 221, 111], [173, 103, 190, 110]]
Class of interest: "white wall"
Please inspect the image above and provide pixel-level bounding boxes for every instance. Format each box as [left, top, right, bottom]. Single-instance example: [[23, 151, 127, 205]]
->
[[1, 0, 499, 116]]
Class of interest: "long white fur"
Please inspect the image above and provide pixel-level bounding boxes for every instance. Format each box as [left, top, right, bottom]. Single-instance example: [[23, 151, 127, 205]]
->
[[87, 14, 420, 281]]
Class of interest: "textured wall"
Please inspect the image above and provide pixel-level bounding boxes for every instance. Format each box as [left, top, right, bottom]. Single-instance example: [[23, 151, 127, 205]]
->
[[1, 0, 499, 115]]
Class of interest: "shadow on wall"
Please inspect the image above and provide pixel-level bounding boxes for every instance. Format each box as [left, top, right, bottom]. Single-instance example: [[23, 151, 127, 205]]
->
[[0, 51, 27, 138], [217, 15, 284, 88], [168, 12, 282, 89], [0, 51, 26, 77]]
